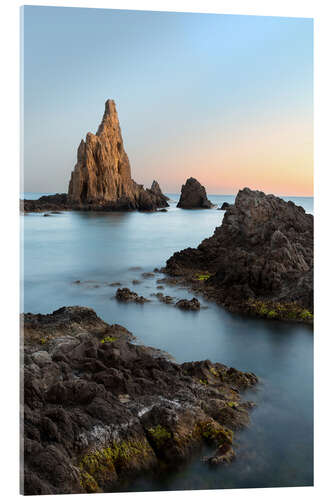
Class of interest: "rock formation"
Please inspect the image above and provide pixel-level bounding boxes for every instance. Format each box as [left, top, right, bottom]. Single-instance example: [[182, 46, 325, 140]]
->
[[166, 188, 313, 322], [22, 100, 168, 212], [175, 297, 201, 310], [147, 180, 169, 203], [68, 100, 168, 210], [22, 193, 70, 213], [115, 287, 149, 303], [177, 177, 213, 209], [23, 306, 257, 494]]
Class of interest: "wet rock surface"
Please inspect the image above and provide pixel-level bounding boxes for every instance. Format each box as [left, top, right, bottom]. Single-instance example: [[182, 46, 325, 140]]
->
[[166, 188, 313, 322], [177, 177, 213, 209], [151, 292, 174, 304], [23, 306, 258, 494], [116, 288, 149, 304], [175, 298, 201, 311]]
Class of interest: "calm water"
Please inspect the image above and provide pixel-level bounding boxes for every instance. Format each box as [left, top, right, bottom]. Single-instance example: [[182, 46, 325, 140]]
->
[[22, 193, 313, 491]]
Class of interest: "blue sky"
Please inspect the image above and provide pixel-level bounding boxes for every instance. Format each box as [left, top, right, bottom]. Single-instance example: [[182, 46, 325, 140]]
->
[[22, 6, 313, 195]]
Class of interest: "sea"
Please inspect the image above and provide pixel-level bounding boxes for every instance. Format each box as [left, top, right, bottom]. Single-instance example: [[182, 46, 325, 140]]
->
[[21, 193, 313, 491]]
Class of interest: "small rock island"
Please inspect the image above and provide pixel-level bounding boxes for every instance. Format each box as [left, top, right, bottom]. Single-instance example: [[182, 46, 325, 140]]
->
[[177, 177, 213, 209]]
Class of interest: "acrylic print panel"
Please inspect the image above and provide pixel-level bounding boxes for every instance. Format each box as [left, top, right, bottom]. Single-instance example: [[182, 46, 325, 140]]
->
[[21, 5, 313, 495]]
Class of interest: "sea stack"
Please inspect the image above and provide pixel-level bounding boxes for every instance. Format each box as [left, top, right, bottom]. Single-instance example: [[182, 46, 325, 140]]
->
[[68, 99, 168, 210], [177, 177, 213, 209]]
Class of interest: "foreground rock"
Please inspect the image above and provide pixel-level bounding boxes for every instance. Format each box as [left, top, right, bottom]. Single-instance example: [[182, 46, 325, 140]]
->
[[23, 306, 258, 494], [177, 177, 213, 209], [22, 100, 168, 212], [166, 188, 313, 322]]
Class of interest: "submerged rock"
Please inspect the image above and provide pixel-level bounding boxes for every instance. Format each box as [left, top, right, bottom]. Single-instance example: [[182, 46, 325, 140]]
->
[[166, 187, 313, 322], [141, 272, 155, 279], [151, 292, 174, 304], [23, 306, 257, 494], [177, 177, 213, 209]]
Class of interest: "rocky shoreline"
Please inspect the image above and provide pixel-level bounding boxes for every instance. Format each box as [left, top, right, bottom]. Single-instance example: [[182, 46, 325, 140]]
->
[[164, 188, 313, 323], [23, 306, 258, 495]]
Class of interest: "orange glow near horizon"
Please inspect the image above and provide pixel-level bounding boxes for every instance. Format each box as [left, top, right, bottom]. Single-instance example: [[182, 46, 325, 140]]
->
[[134, 113, 313, 197]]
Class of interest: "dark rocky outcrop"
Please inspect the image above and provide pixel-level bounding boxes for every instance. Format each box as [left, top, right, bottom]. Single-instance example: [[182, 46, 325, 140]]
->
[[175, 298, 201, 311], [166, 188, 313, 322], [21, 193, 70, 213], [147, 180, 169, 204], [177, 177, 213, 209], [22, 100, 168, 213], [115, 288, 149, 304], [23, 306, 258, 494], [220, 202, 232, 210]]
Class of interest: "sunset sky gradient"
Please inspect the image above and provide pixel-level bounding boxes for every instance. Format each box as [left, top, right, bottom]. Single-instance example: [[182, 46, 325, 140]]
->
[[22, 6, 313, 196]]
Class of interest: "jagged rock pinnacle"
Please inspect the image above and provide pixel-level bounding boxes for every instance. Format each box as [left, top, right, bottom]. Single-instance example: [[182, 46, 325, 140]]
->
[[68, 100, 168, 210]]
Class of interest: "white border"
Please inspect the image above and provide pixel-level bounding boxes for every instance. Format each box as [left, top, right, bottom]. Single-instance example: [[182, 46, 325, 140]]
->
[[1, 1, 332, 499]]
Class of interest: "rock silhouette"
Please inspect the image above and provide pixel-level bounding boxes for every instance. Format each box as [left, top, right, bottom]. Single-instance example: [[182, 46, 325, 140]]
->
[[177, 177, 213, 209]]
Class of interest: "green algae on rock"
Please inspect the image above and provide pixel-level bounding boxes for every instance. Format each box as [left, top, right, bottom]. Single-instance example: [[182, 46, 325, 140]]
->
[[165, 188, 313, 323], [23, 306, 258, 494]]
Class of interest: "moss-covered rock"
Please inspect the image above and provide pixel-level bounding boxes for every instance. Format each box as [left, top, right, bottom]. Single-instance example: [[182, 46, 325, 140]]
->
[[247, 299, 313, 323], [78, 438, 155, 492], [147, 425, 172, 449]]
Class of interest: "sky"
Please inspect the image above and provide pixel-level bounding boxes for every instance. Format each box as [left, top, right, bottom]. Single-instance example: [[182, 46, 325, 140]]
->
[[22, 6, 313, 196]]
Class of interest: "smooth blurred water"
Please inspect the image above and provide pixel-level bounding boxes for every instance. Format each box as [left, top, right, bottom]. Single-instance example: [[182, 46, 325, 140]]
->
[[22, 193, 313, 491]]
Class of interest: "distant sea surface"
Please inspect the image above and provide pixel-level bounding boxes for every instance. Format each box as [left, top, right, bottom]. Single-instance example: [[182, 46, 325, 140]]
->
[[22, 192, 314, 214], [22, 192, 313, 491]]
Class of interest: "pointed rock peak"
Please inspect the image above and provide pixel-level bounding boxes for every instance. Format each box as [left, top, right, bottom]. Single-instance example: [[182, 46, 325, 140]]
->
[[148, 180, 169, 202], [96, 99, 119, 137], [151, 180, 161, 192], [68, 99, 169, 211], [104, 99, 117, 116]]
